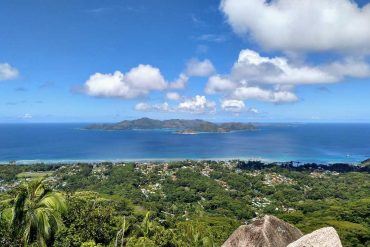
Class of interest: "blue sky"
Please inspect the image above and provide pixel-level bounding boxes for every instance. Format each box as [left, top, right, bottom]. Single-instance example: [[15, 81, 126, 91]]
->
[[0, 0, 370, 123]]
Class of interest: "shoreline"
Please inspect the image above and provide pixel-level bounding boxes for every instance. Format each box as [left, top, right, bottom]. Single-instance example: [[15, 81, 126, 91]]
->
[[0, 156, 365, 165]]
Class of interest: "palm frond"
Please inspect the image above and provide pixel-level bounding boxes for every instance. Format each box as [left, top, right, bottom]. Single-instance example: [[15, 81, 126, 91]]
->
[[39, 192, 67, 213], [9, 179, 67, 246], [11, 188, 27, 231]]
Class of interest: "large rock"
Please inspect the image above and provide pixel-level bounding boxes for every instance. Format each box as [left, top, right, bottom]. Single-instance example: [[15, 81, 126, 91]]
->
[[222, 215, 303, 247], [287, 227, 342, 247]]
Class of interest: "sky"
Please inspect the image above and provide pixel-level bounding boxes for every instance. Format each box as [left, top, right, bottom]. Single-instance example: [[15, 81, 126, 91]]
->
[[1, 0, 370, 123]]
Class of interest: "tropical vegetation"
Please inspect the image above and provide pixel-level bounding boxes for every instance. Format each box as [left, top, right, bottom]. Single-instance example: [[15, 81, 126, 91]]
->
[[0, 160, 369, 246]]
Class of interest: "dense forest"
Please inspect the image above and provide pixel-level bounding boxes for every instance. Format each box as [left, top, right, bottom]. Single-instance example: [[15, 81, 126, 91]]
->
[[0, 160, 369, 246]]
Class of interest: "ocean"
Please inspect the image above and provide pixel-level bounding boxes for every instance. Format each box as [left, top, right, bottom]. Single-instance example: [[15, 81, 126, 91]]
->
[[0, 123, 369, 164]]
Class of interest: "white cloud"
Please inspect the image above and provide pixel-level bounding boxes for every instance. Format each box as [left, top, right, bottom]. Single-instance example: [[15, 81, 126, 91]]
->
[[84, 64, 167, 99], [178, 95, 216, 114], [154, 102, 171, 112], [134, 102, 151, 111], [232, 49, 370, 84], [233, 86, 298, 103], [169, 73, 188, 89], [135, 96, 216, 114], [232, 49, 337, 85], [204, 49, 370, 104], [204, 50, 303, 103], [324, 58, 370, 78], [166, 92, 181, 101], [196, 34, 227, 43], [220, 0, 370, 53], [135, 102, 171, 112], [186, 59, 216, 77], [221, 99, 245, 112], [206, 75, 237, 94], [0, 63, 19, 81], [21, 113, 32, 119], [249, 108, 259, 114]]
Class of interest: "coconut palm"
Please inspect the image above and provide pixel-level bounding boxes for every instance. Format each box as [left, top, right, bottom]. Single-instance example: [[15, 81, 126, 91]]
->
[[115, 216, 130, 247], [11, 179, 67, 247]]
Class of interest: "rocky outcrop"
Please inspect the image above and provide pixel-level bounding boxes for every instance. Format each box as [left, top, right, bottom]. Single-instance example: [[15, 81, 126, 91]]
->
[[222, 215, 303, 247], [287, 227, 342, 247]]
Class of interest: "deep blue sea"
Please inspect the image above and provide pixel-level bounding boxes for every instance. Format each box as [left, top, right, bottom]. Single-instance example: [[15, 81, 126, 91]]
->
[[0, 123, 369, 164]]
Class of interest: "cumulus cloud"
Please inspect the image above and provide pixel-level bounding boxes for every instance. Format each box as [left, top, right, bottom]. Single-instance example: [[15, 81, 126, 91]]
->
[[221, 99, 245, 112], [205, 49, 370, 104], [135, 96, 216, 114], [216, 0, 370, 106], [232, 86, 298, 103], [231, 49, 370, 85], [206, 75, 237, 94], [134, 102, 151, 111], [166, 92, 181, 101], [134, 102, 171, 112], [220, 0, 370, 53], [204, 49, 342, 100], [186, 59, 216, 77], [178, 95, 216, 113], [169, 73, 188, 89], [0, 63, 19, 81], [231, 49, 337, 85], [84, 64, 167, 99], [324, 58, 370, 78], [204, 50, 304, 103]]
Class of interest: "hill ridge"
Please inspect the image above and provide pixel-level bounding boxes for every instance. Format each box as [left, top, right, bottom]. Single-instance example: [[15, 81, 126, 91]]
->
[[86, 117, 256, 133]]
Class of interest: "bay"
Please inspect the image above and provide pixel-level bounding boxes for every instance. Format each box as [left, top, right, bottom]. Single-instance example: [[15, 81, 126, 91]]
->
[[0, 123, 369, 164]]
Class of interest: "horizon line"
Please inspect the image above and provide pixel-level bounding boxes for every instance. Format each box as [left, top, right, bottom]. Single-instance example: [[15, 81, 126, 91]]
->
[[1, 120, 370, 124]]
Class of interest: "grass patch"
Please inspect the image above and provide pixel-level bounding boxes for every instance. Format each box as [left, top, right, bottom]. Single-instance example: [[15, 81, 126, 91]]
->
[[16, 171, 53, 179]]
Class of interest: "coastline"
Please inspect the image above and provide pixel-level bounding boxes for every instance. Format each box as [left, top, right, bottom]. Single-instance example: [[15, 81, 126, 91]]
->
[[1, 156, 365, 165], [1, 123, 369, 166]]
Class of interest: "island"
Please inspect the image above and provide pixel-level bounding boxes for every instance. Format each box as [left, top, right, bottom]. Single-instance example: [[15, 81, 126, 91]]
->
[[176, 129, 198, 135], [86, 117, 256, 133]]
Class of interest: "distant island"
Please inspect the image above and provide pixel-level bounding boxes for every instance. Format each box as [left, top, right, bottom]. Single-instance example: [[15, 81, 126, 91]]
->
[[85, 117, 256, 133]]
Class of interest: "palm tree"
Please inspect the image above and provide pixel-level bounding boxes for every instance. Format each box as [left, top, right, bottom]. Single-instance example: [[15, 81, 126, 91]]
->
[[11, 179, 67, 246], [178, 220, 215, 247], [115, 216, 130, 247]]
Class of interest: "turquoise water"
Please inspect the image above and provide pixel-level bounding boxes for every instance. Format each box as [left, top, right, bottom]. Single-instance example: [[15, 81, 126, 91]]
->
[[0, 123, 369, 164]]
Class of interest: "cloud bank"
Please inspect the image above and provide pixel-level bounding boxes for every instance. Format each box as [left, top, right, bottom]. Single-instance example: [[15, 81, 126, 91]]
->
[[205, 49, 370, 103], [220, 0, 370, 53], [136, 95, 216, 114], [231, 49, 338, 85], [232, 86, 298, 103]]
